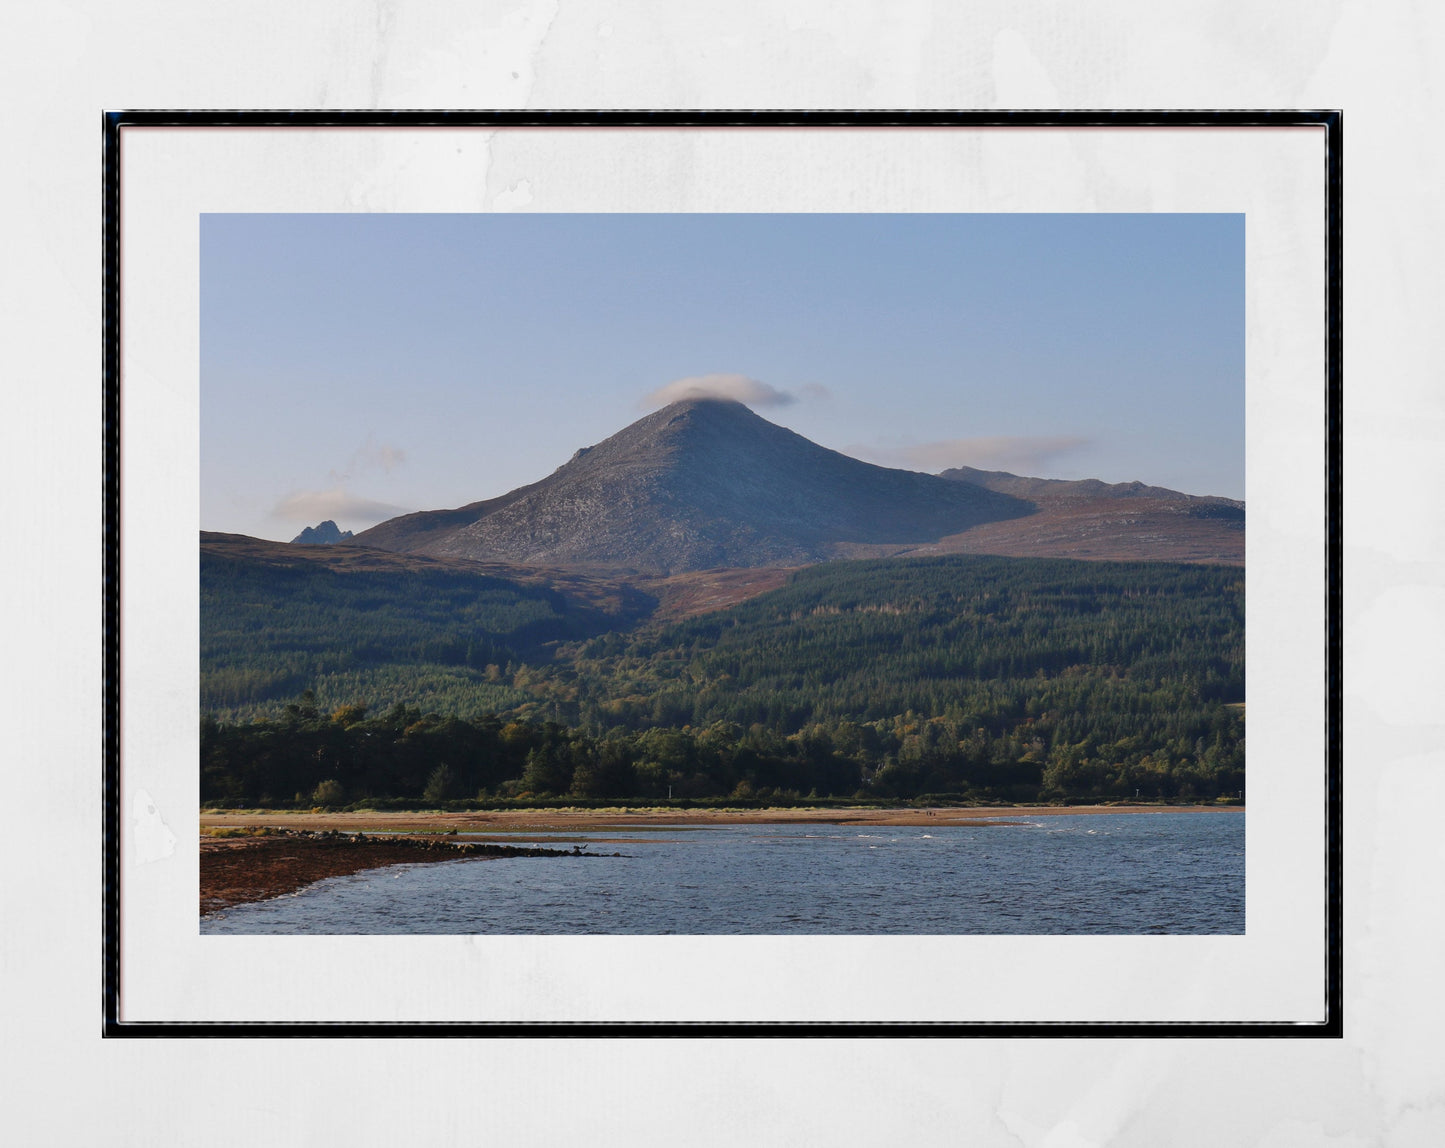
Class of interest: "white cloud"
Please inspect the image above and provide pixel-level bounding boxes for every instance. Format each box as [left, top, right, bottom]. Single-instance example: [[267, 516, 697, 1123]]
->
[[271, 487, 412, 527], [641, 373, 829, 409], [850, 435, 1090, 475]]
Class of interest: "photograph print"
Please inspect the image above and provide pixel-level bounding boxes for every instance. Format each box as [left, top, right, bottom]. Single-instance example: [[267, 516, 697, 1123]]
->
[[196, 210, 1245, 938]]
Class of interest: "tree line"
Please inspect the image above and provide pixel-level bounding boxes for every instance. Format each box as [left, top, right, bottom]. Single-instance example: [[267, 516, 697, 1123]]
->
[[201, 691, 1243, 807]]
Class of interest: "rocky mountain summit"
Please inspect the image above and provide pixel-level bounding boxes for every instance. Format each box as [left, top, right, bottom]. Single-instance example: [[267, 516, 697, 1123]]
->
[[352, 400, 1032, 573], [290, 520, 354, 545]]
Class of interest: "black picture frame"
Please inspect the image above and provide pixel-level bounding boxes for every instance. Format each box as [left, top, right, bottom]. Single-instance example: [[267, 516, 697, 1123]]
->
[[103, 108, 1341, 1037]]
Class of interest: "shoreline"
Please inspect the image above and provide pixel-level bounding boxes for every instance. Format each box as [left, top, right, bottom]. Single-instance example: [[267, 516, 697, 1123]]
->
[[202, 803, 1240, 836]]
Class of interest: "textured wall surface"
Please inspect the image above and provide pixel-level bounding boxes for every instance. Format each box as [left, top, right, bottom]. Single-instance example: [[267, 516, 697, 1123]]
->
[[3, 2, 1440, 1144]]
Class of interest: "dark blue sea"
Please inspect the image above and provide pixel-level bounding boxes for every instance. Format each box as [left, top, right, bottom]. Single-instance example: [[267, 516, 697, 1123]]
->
[[200, 811, 1243, 935]]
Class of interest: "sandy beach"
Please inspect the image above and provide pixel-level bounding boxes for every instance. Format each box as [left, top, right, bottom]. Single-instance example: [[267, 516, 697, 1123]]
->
[[202, 803, 1235, 836]]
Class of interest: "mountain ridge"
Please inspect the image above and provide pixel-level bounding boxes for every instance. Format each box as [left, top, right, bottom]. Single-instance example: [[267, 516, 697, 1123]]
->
[[940, 465, 1243, 509]]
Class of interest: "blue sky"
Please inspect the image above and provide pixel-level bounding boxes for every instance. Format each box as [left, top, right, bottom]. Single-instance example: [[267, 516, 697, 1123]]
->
[[201, 212, 1243, 540]]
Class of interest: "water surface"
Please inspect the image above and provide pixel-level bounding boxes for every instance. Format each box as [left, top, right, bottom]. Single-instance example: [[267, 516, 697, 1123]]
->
[[202, 812, 1243, 935]]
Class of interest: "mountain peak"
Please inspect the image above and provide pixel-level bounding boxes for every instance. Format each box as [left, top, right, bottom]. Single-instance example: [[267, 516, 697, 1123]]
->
[[600, 397, 774, 450], [353, 402, 1031, 573]]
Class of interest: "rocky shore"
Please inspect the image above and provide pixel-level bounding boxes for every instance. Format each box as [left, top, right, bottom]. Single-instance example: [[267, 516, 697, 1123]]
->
[[200, 828, 604, 915]]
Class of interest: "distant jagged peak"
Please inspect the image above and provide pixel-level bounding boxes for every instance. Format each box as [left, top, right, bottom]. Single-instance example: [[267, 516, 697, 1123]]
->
[[290, 520, 354, 545]]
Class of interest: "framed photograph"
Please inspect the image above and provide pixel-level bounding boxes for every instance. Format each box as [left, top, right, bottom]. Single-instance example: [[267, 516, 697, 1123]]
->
[[104, 110, 1340, 1033]]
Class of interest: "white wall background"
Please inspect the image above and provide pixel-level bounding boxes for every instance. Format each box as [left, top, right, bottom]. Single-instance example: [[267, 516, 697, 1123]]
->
[[2, 2, 1440, 1144]]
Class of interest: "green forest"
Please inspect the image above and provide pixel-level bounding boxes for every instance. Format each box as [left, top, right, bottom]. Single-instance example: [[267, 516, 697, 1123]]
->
[[199, 544, 649, 715], [201, 552, 1245, 805]]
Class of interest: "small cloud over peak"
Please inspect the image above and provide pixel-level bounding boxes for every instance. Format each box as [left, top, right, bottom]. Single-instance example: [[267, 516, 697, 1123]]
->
[[271, 487, 412, 530], [641, 374, 829, 410], [849, 435, 1090, 475]]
